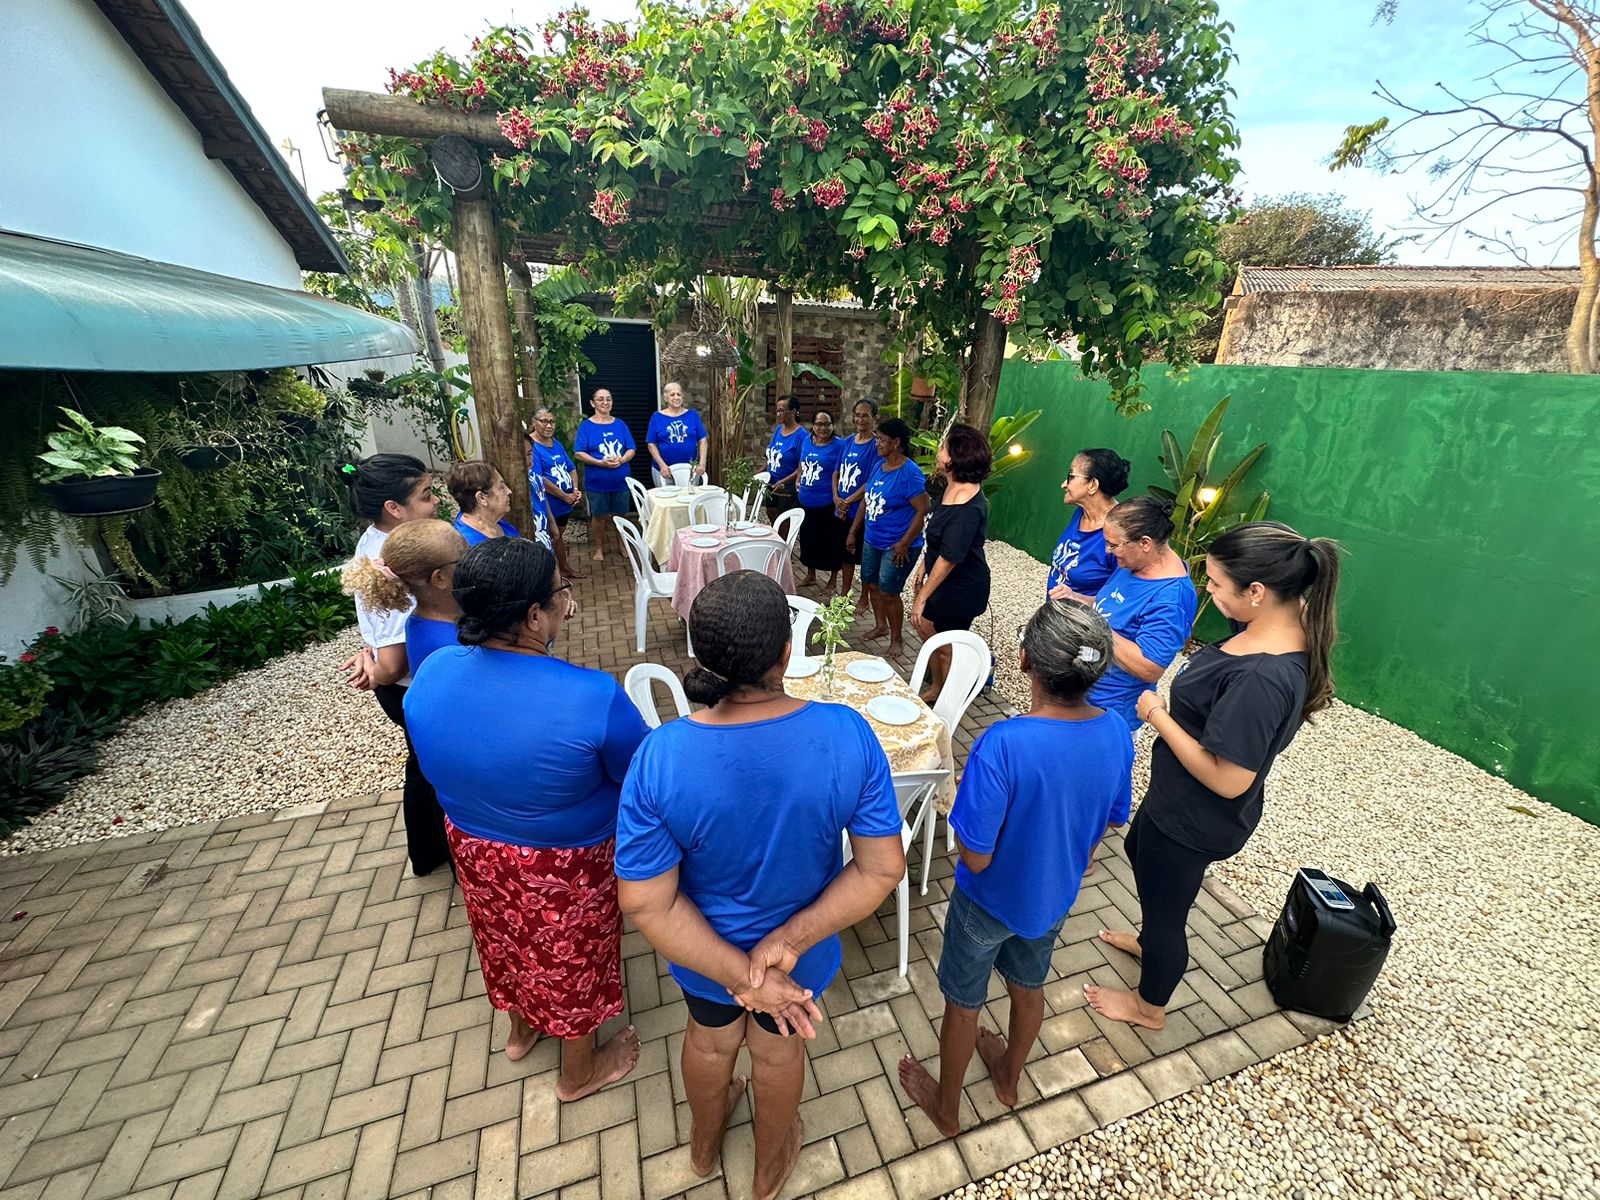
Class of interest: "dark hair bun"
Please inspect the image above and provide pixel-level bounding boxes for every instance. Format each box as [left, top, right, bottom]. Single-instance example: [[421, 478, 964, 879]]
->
[[682, 665, 734, 705], [1079, 448, 1131, 497]]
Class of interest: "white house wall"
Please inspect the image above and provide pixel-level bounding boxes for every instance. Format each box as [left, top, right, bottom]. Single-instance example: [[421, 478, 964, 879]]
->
[[0, 0, 303, 288]]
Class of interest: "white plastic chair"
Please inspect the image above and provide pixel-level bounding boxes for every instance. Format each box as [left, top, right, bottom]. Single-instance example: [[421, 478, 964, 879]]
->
[[909, 629, 990, 859], [688, 492, 729, 525], [716, 538, 786, 579], [844, 767, 950, 976], [623, 663, 691, 728], [615, 517, 679, 653], [771, 507, 804, 556], [669, 463, 697, 487], [743, 471, 771, 518], [787, 595, 819, 654], [896, 767, 957, 898], [625, 476, 653, 524]]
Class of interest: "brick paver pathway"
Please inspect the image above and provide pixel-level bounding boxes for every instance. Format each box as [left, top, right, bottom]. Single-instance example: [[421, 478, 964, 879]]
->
[[0, 546, 1343, 1200]]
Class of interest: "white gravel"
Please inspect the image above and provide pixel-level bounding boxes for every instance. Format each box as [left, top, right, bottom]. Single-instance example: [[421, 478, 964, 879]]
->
[[0, 627, 401, 856], [971, 539, 1600, 1200], [7, 542, 1599, 1199]]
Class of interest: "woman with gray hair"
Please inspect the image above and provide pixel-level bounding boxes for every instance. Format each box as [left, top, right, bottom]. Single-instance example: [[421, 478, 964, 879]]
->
[[898, 600, 1134, 1137]]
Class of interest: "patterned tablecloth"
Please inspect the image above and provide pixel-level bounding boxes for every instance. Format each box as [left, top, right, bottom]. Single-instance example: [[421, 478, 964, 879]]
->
[[784, 650, 956, 812], [666, 526, 795, 621], [643, 485, 728, 563]]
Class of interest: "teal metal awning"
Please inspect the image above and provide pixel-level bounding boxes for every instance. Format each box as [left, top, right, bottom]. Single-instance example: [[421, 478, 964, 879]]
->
[[0, 233, 418, 372]]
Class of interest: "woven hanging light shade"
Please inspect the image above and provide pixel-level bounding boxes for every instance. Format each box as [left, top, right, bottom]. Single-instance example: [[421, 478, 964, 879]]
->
[[662, 327, 740, 370]]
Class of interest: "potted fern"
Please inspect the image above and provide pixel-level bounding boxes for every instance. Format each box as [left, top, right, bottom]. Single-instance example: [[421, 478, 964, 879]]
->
[[35, 408, 160, 515]]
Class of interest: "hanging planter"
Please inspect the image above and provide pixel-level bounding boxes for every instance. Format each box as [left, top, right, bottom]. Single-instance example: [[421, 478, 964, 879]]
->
[[177, 432, 244, 472], [42, 467, 162, 516], [35, 408, 161, 516], [278, 414, 319, 439]]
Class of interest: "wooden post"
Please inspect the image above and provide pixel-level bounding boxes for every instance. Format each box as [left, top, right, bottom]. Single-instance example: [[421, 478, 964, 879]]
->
[[453, 195, 535, 535], [774, 287, 794, 410], [411, 242, 447, 372], [960, 313, 1008, 433], [506, 259, 548, 418]]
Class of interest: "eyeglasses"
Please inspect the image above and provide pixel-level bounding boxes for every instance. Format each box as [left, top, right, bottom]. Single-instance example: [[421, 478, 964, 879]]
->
[[1064, 473, 1083, 483]]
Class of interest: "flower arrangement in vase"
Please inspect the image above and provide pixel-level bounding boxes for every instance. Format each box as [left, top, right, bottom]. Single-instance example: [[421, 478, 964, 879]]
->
[[811, 594, 855, 698]]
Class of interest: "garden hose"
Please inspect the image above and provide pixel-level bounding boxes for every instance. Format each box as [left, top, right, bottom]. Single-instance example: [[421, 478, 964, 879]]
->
[[451, 404, 480, 460]]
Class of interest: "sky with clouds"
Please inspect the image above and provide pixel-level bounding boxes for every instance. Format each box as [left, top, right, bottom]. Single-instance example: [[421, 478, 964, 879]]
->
[[183, 0, 1582, 267]]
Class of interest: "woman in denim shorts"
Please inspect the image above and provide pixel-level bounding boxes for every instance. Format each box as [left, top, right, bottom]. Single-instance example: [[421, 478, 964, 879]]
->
[[845, 417, 930, 660], [898, 600, 1133, 1136]]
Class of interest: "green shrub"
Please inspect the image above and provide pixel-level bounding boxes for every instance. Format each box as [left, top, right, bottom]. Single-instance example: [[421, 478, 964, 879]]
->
[[0, 571, 355, 835]]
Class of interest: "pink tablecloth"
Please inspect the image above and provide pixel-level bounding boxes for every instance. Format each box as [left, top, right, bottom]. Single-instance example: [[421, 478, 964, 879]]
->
[[666, 527, 795, 620]]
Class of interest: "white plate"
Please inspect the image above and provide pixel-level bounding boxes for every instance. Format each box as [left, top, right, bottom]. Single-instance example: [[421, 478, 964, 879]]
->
[[783, 656, 820, 678], [729, 521, 754, 531], [689, 536, 721, 548], [846, 658, 894, 683], [656, 487, 681, 497], [689, 523, 720, 534], [745, 525, 773, 537], [866, 695, 921, 726]]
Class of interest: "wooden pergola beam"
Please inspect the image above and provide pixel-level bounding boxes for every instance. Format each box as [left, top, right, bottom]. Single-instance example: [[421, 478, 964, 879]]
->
[[322, 88, 513, 147]]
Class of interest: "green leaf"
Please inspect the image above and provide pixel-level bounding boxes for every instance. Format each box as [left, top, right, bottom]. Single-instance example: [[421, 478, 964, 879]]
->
[[1182, 395, 1230, 484]]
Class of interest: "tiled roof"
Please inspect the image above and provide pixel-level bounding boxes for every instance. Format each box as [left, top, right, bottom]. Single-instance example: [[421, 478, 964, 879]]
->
[[1237, 265, 1584, 293]]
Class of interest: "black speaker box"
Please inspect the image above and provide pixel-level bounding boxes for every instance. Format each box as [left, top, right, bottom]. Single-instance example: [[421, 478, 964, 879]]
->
[[1263, 870, 1395, 1022]]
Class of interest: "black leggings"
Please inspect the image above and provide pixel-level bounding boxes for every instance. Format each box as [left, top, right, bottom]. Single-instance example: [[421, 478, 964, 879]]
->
[[1125, 806, 1214, 1006], [372, 684, 452, 876]]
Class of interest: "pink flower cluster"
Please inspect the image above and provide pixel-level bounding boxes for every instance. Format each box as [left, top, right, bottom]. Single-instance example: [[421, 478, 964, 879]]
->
[[983, 245, 1040, 325], [802, 118, 830, 152], [771, 186, 796, 212], [1134, 32, 1164, 75], [744, 139, 765, 169], [810, 177, 847, 208], [590, 188, 630, 226], [498, 108, 537, 149]]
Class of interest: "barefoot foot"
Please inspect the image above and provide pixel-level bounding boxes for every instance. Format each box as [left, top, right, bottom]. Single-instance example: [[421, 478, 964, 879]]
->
[[862, 624, 888, 641], [1083, 984, 1165, 1030], [590, 549, 604, 562], [555, 1026, 642, 1101], [975, 1028, 1019, 1108], [753, 1117, 805, 1200], [887, 640, 905, 660], [897, 1054, 960, 1137], [691, 1076, 747, 1176], [802, 573, 817, 588], [1098, 929, 1142, 959]]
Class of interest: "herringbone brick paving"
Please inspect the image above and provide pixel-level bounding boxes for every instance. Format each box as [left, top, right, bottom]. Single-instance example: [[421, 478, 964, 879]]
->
[[0, 547, 1338, 1200]]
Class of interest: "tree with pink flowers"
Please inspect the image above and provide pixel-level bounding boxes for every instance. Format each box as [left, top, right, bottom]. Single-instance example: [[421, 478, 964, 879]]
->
[[344, 0, 1239, 426]]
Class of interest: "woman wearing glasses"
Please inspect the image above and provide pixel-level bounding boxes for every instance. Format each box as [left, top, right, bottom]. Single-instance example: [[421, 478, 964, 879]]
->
[[1046, 449, 1129, 601], [529, 406, 585, 580], [405, 538, 651, 1101]]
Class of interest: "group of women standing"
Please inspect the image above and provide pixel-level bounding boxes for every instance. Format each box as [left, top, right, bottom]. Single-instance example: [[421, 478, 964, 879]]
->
[[334, 410, 1343, 1176]]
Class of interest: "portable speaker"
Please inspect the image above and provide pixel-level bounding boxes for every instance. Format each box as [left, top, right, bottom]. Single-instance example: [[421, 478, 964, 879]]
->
[[1263, 869, 1395, 1022]]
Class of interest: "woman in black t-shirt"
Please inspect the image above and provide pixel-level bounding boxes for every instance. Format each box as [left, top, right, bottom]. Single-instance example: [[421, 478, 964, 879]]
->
[[1085, 521, 1342, 1032], [911, 424, 992, 704]]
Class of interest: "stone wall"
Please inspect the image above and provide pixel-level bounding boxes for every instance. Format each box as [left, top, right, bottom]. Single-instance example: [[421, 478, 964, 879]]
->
[[1216, 286, 1579, 372]]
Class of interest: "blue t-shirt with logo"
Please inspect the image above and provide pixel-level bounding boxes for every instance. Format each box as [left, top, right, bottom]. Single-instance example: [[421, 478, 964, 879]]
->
[[647, 409, 707, 467], [1047, 510, 1115, 596], [796, 436, 847, 508], [530, 439, 579, 517], [764, 425, 807, 486], [951, 712, 1134, 937], [406, 650, 650, 848], [863, 459, 928, 551], [836, 435, 881, 519], [573, 418, 636, 493], [405, 615, 458, 679], [452, 509, 552, 553], [615, 703, 902, 1004], [1088, 567, 1198, 730]]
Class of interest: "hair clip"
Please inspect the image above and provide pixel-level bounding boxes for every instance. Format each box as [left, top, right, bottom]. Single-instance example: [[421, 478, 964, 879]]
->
[[340, 462, 357, 475], [373, 559, 399, 581], [1077, 646, 1101, 664]]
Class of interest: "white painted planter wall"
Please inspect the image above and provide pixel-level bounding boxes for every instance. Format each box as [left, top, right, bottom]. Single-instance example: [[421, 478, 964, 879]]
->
[[125, 578, 296, 627]]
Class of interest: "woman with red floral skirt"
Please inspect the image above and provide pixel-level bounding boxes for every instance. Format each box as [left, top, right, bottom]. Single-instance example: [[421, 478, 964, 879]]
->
[[404, 537, 650, 1100]]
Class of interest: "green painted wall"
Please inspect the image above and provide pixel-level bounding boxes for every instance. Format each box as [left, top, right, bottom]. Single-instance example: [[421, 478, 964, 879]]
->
[[990, 363, 1600, 825]]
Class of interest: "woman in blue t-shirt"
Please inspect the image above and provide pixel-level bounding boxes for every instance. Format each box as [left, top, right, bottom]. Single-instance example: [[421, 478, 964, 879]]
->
[[615, 571, 904, 1199], [900, 600, 1131, 1136], [795, 410, 848, 590], [528, 405, 584, 581], [1057, 496, 1198, 742], [762, 394, 807, 520], [645, 381, 707, 484], [1047, 448, 1129, 600], [846, 417, 930, 660], [341, 515, 462, 877], [834, 399, 882, 606], [571, 387, 636, 563], [1088, 523, 1341, 1036], [405, 538, 650, 1102], [447, 460, 553, 552]]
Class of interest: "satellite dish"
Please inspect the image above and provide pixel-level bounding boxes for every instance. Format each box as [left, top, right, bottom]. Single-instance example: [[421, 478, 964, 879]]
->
[[429, 135, 484, 197]]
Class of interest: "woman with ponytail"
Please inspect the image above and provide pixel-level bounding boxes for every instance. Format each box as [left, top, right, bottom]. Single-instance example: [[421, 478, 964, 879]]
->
[[1087, 521, 1342, 1032], [342, 519, 465, 875], [615, 571, 905, 1200], [403, 538, 649, 1098]]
